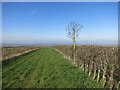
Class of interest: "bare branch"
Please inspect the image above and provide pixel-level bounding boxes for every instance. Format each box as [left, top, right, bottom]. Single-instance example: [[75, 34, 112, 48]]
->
[[66, 21, 83, 50]]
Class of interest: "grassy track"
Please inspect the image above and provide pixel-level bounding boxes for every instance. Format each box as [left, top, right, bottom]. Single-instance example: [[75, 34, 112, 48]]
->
[[2, 48, 103, 88]]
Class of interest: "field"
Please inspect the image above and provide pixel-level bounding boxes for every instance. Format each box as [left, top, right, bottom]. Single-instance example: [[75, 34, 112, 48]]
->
[[2, 48, 104, 88], [2, 47, 41, 60]]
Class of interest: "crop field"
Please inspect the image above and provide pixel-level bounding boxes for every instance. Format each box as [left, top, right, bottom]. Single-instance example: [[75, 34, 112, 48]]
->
[[2, 48, 105, 88], [2, 47, 41, 60]]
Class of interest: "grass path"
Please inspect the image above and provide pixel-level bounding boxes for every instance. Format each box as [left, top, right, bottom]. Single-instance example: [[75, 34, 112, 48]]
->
[[2, 48, 103, 88]]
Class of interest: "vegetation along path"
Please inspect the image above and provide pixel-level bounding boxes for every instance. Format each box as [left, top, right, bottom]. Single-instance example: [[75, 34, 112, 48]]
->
[[2, 48, 103, 88]]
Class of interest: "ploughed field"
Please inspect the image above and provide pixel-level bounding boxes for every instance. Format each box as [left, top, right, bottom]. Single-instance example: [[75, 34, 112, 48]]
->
[[2, 48, 103, 88]]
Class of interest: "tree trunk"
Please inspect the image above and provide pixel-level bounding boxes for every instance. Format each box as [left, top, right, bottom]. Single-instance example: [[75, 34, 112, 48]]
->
[[64, 54, 65, 58], [74, 41, 75, 50], [73, 53, 75, 64], [85, 63, 88, 73], [89, 61, 93, 76], [73, 34, 75, 65], [81, 63, 84, 71], [89, 70, 91, 76], [73, 29, 75, 50], [109, 68, 114, 90], [66, 55, 67, 59], [103, 66, 107, 87], [69, 56, 70, 60], [93, 67, 97, 79], [81, 63, 83, 69], [97, 69, 100, 83], [117, 81, 120, 90]]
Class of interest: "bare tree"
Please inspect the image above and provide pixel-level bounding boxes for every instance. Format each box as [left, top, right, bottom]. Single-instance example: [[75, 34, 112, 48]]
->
[[66, 21, 83, 50]]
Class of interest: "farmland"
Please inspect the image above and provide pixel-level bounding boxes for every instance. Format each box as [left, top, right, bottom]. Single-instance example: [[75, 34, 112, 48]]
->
[[2, 47, 41, 60], [53, 45, 120, 89], [2, 48, 104, 88], [2, 1, 118, 89]]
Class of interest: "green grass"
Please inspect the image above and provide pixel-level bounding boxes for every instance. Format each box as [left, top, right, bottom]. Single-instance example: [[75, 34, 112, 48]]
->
[[2, 48, 103, 88]]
